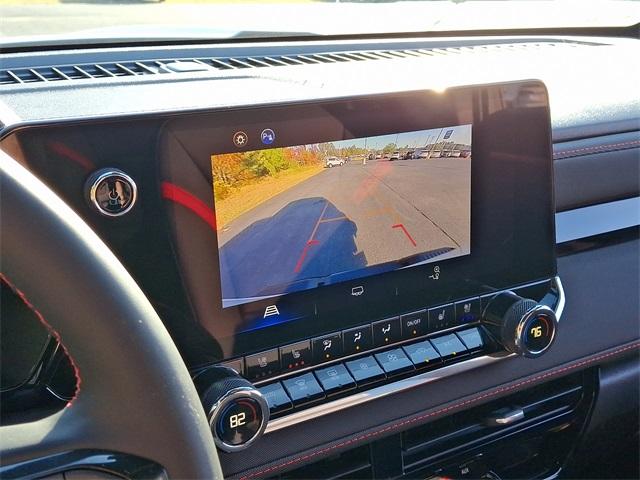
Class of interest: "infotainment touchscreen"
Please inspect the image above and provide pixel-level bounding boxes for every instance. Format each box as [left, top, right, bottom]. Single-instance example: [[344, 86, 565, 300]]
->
[[211, 125, 472, 308], [159, 82, 555, 360]]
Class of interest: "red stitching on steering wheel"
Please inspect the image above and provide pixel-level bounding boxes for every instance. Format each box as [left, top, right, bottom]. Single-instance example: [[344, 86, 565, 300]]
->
[[1, 272, 81, 406]]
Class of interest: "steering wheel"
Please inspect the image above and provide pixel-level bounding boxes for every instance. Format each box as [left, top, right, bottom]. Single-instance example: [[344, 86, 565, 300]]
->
[[0, 150, 222, 478]]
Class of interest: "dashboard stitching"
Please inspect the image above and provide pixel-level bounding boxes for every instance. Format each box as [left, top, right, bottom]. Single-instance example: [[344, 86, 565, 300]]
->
[[238, 341, 640, 480], [0, 273, 81, 407], [554, 140, 640, 159]]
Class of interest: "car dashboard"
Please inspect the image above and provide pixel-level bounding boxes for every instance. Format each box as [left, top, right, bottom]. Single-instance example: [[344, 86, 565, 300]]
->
[[0, 32, 638, 480]]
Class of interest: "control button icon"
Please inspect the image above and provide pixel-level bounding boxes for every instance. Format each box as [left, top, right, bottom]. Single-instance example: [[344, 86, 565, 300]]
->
[[403, 340, 442, 369], [245, 349, 280, 380], [315, 364, 356, 395], [282, 373, 324, 406], [374, 348, 414, 376], [233, 131, 248, 148], [85, 168, 137, 217], [260, 128, 275, 145], [312, 333, 343, 363], [372, 317, 401, 347], [428, 304, 455, 331], [342, 325, 372, 355], [263, 305, 280, 318], [456, 327, 485, 352], [455, 298, 481, 325], [280, 340, 311, 371], [431, 334, 468, 361], [257, 383, 292, 414], [345, 356, 385, 385], [429, 265, 441, 280], [351, 286, 364, 297], [401, 310, 428, 338]]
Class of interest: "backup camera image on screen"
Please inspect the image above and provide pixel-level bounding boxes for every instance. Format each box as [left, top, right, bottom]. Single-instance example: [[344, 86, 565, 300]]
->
[[212, 124, 472, 308]]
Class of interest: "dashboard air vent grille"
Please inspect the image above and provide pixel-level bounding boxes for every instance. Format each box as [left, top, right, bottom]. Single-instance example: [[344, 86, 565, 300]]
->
[[401, 373, 587, 474], [0, 41, 592, 86]]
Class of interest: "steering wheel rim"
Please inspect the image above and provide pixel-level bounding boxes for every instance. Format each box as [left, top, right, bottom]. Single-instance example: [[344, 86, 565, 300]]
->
[[0, 150, 222, 479]]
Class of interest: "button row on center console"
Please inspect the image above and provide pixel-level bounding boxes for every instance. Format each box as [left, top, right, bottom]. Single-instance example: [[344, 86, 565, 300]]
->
[[258, 327, 486, 416], [245, 297, 482, 381]]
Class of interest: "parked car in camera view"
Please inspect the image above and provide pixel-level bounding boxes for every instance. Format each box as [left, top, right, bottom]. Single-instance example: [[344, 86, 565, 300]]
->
[[325, 156, 344, 167]]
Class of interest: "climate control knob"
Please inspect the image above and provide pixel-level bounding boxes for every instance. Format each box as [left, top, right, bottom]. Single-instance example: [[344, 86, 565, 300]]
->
[[194, 366, 269, 452], [482, 291, 557, 358]]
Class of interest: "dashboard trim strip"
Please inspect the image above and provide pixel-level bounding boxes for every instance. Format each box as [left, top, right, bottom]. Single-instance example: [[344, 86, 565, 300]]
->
[[264, 276, 564, 434], [555, 197, 640, 244]]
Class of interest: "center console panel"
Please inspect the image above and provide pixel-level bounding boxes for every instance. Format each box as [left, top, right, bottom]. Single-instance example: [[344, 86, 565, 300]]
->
[[158, 80, 560, 451]]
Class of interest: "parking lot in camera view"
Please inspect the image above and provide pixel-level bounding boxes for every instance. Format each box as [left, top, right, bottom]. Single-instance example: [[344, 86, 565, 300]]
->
[[213, 125, 472, 306]]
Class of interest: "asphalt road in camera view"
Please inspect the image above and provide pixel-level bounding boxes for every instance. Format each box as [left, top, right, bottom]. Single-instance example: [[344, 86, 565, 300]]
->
[[218, 156, 471, 302]]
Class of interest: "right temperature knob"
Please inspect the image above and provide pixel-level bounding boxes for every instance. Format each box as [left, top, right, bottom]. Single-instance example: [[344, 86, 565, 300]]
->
[[482, 291, 558, 358]]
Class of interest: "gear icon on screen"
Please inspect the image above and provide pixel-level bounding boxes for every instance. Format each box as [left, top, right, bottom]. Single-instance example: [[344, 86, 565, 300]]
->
[[233, 131, 248, 148]]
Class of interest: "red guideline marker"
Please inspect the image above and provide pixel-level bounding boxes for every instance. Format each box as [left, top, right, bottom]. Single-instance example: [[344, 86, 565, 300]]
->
[[392, 224, 417, 247], [294, 240, 320, 273]]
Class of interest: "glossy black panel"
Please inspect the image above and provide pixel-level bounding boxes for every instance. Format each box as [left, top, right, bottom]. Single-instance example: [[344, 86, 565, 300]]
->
[[160, 82, 555, 359]]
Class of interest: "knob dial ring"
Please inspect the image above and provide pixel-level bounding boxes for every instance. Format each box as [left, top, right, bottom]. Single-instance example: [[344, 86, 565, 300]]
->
[[208, 386, 269, 452], [515, 304, 557, 357]]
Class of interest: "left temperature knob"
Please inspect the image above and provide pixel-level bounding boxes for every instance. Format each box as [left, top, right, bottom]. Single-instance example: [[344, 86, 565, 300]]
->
[[194, 366, 269, 452]]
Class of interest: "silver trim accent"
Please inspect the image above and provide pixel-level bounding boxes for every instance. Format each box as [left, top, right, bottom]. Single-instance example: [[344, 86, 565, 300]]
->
[[555, 197, 639, 244], [45, 386, 71, 402], [554, 276, 566, 320], [209, 386, 269, 452], [484, 407, 525, 426], [264, 276, 564, 434], [86, 168, 137, 217]]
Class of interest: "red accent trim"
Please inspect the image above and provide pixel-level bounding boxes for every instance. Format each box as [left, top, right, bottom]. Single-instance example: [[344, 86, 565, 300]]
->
[[238, 341, 640, 480], [161, 182, 217, 231], [0, 273, 81, 407], [48, 141, 95, 171]]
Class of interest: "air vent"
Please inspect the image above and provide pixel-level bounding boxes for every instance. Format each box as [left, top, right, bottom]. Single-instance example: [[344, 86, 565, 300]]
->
[[260, 372, 594, 480], [401, 373, 590, 476], [0, 41, 592, 86]]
